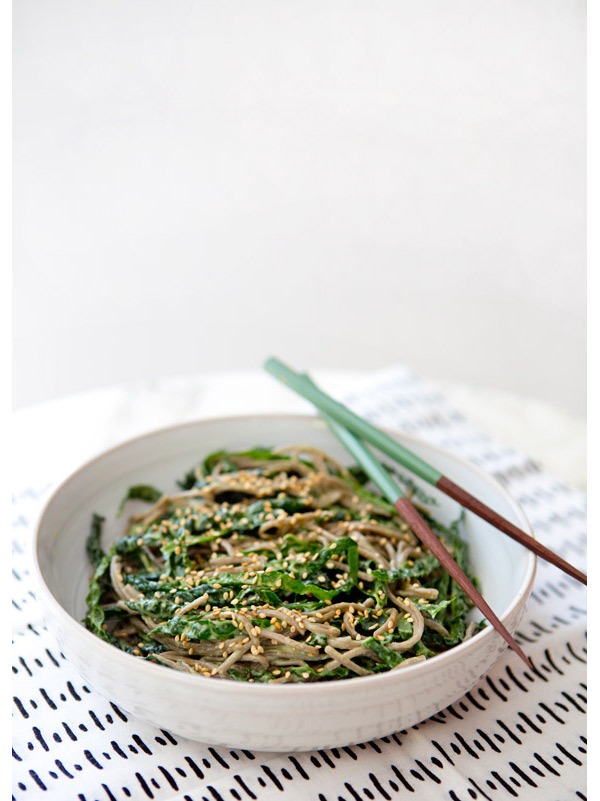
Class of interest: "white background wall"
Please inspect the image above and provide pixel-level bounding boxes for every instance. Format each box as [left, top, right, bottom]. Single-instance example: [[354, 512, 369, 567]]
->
[[12, 0, 586, 417]]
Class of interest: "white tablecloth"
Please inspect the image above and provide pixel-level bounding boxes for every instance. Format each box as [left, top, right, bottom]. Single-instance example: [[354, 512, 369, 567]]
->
[[12, 367, 587, 800]]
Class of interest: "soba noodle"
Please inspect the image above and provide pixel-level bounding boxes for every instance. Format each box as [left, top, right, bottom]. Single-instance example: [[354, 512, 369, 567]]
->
[[84, 445, 483, 683]]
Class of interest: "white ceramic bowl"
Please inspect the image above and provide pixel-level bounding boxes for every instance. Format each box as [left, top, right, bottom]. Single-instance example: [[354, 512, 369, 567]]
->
[[33, 414, 536, 751]]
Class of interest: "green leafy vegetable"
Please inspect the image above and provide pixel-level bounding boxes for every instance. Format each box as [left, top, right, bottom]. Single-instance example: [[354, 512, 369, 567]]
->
[[83, 444, 484, 682], [117, 484, 163, 516]]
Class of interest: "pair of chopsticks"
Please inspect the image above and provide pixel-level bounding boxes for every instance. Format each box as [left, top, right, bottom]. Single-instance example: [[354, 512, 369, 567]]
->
[[264, 358, 587, 667]]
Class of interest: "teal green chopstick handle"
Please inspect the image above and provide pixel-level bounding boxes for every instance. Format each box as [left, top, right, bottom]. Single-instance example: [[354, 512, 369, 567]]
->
[[270, 359, 586, 587], [321, 414, 403, 505], [264, 357, 443, 485]]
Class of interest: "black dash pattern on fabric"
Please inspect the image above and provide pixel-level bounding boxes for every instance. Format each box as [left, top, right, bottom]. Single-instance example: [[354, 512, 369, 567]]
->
[[12, 367, 586, 800]]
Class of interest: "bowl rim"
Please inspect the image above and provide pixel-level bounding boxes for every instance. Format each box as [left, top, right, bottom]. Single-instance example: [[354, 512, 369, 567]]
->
[[31, 412, 537, 698]]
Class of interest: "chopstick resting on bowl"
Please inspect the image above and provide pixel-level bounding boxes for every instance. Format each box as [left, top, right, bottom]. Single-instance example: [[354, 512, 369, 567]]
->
[[264, 357, 587, 586], [319, 410, 531, 667]]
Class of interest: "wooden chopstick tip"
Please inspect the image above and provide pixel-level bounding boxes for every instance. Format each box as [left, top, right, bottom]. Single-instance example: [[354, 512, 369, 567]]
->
[[393, 496, 532, 669], [509, 641, 533, 670]]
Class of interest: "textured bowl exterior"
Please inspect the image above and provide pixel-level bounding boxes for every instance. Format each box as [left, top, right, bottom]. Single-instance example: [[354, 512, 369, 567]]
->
[[32, 415, 536, 751]]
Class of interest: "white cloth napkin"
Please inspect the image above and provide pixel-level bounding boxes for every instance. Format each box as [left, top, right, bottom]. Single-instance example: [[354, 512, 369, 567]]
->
[[12, 366, 587, 801]]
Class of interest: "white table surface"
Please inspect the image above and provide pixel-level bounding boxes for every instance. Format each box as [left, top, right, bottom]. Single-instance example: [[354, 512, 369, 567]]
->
[[12, 369, 586, 494]]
